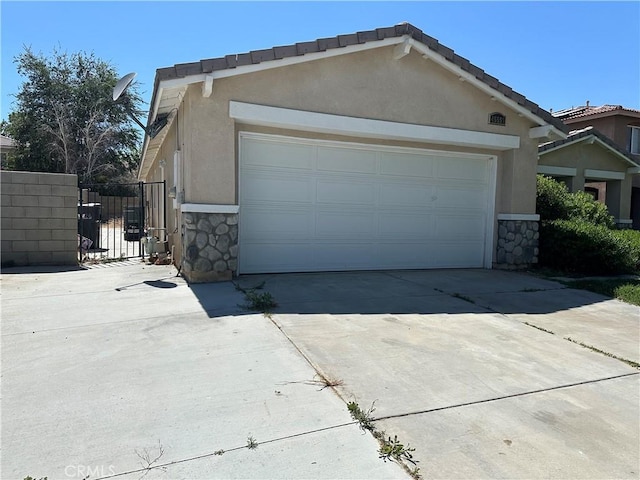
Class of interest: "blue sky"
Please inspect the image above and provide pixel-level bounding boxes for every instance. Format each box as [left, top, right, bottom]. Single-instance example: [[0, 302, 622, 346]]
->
[[1, 1, 639, 124]]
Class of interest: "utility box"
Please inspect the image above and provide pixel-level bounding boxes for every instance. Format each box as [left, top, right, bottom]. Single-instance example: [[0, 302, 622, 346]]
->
[[123, 206, 143, 241], [78, 203, 101, 249]]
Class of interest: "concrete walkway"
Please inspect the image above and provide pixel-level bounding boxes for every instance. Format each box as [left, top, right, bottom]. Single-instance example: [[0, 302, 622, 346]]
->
[[2, 265, 638, 479]]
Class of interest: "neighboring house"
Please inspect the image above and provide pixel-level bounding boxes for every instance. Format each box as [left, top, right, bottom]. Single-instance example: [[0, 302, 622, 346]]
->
[[538, 126, 640, 228], [551, 104, 640, 228], [1, 134, 16, 169], [138, 22, 567, 282]]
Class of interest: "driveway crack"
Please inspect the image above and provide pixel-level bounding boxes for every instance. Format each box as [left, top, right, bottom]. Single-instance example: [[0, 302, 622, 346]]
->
[[372, 372, 640, 423]]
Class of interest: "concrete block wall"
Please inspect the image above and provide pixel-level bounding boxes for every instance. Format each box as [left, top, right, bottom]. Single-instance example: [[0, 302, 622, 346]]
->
[[1, 171, 78, 267]]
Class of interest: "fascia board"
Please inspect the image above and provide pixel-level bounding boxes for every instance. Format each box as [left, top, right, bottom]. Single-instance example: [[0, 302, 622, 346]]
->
[[409, 38, 567, 139], [230, 101, 520, 150]]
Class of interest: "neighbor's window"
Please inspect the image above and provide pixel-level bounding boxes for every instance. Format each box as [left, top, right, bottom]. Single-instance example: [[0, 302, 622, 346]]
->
[[628, 126, 640, 154]]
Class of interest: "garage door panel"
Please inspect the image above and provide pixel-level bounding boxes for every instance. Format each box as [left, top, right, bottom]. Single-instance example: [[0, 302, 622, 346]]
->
[[317, 146, 377, 174], [239, 134, 493, 274], [314, 243, 377, 269], [243, 173, 314, 204], [316, 211, 375, 238], [378, 213, 434, 239], [430, 242, 485, 267], [435, 187, 489, 209], [242, 209, 313, 239], [379, 183, 434, 208], [240, 243, 317, 273], [316, 180, 376, 205], [435, 215, 486, 239], [380, 152, 436, 178], [437, 157, 489, 182], [243, 138, 314, 170]]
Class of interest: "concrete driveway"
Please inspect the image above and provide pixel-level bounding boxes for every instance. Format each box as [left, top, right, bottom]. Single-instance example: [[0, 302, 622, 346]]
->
[[2, 265, 638, 479]]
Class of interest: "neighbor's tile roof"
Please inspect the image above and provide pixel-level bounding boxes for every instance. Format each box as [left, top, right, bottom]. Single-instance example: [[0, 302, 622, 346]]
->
[[0, 134, 16, 148], [152, 22, 566, 132], [539, 126, 638, 165], [553, 104, 640, 121]]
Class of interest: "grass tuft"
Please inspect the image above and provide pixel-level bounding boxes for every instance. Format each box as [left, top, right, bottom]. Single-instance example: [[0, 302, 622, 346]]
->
[[564, 278, 640, 306]]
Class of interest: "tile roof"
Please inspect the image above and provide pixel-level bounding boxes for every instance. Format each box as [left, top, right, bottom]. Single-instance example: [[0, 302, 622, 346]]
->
[[553, 104, 640, 121], [538, 126, 639, 167], [151, 22, 566, 133], [0, 134, 16, 148]]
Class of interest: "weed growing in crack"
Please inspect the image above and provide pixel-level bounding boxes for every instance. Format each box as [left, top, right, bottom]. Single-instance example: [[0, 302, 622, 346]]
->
[[524, 322, 555, 335], [565, 337, 639, 369], [347, 402, 422, 479], [347, 400, 376, 432], [246, 436, 258, 450], [304, 373, 344, 390], [234, 281, 277, 313], [213, 449, 225, 456], [135, 440, 166, 479], [378, 434, 417, 465], [245, 290, 277, 312]]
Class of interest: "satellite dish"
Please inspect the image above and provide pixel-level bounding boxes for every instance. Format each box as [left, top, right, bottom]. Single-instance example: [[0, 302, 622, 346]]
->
[[113, 72, 137, 101], [112, 71, 169, 139]]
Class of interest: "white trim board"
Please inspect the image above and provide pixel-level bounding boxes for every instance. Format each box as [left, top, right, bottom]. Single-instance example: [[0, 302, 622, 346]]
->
[[230, 101, 520, 151], [584, 169, 625, 181], [181, 203, 239, 214], [537, 165, 577, 177], [497, 213, 540, 221]]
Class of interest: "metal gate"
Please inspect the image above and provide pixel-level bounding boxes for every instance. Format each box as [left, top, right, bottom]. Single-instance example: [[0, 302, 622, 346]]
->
[[78, 181, 166, 263]]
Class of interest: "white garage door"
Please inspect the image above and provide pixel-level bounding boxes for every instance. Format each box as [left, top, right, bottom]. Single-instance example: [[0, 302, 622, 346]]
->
[[239, 133, 495, 274]]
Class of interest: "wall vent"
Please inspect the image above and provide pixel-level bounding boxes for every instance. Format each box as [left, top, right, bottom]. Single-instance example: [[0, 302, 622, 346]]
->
[[489, 112, 506, 126]]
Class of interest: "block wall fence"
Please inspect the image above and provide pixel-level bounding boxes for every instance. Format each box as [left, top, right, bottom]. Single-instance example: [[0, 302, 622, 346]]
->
[[1, 171, 78, 267]]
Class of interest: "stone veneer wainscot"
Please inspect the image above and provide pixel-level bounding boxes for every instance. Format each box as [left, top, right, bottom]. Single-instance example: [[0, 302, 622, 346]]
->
[[181, 209, 238, 282], [496, 216, 539, 268]]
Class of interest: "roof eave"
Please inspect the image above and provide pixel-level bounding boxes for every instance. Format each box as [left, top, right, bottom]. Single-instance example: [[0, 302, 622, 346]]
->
[[139, 26, 568, 177]]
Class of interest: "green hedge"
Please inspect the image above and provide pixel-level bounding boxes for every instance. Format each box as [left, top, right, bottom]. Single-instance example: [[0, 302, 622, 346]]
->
[[539, 219, 636, 275], [613, 229, 640, 270], [536, 175, 614, 227]]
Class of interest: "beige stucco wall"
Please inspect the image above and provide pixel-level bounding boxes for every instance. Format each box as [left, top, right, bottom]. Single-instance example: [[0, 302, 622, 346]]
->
[[145, 116, 182, 262], [167, 45, 540, 214]]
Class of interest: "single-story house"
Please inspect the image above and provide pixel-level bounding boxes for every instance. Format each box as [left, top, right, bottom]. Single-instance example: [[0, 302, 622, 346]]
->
[[1, 134, 16, 169], [138, 22, 567, 282], [538, 126, 640, 228]]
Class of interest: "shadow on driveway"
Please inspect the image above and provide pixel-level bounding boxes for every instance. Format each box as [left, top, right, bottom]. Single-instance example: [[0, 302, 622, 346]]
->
[[187, 268, 618, 317]]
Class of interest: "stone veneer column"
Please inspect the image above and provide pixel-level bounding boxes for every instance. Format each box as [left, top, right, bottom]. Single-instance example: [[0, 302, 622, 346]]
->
[[496, 215, 539, 268], [181, 210, 238, 282]]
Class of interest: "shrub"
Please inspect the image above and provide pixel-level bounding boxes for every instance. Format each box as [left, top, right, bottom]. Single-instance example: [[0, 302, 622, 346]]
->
[[613, 229, 640, 270], [536, 174, 572, 221], [539, 219, 636, 275], [536, 175, 614, 228]]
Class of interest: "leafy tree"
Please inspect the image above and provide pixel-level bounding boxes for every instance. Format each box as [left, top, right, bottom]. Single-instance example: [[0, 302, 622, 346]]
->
[[4, 47, 142, 183]]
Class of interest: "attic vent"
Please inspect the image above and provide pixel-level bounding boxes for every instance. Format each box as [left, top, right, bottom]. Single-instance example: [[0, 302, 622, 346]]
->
[[489, 112, 506, 126]]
